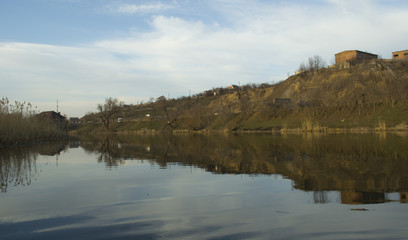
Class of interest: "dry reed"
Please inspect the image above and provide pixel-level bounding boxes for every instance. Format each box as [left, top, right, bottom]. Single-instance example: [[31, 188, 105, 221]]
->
[[0, 97, 66, 146]]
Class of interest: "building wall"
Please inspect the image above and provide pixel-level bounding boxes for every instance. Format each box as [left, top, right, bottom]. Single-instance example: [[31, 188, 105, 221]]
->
[[356, 51, 378, 62], [392, 50, 408, 60], [335, 50, 378, 65], [335, 50, 357, 64]]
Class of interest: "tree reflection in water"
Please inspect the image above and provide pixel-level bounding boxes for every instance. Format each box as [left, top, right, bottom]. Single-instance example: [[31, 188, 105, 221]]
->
[[80, 133, 408, 204], [0, 148, 38, 193], [0, 142, 68, 193]]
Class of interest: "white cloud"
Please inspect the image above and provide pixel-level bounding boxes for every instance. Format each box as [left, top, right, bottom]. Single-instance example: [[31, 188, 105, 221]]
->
[[109, 2, 173, 15], [1, 0, 408, 117]]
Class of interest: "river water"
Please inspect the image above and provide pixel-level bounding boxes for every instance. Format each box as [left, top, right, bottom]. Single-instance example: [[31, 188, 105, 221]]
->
[[1, 133, 408, 239]]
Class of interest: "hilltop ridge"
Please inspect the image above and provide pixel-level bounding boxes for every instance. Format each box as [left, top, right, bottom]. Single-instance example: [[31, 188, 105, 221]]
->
[[78, 59, 408, 133]]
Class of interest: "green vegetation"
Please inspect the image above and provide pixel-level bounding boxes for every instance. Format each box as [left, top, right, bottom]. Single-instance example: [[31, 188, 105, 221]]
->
[[0, 98, 67, 147], [77, 59, 408, 133]]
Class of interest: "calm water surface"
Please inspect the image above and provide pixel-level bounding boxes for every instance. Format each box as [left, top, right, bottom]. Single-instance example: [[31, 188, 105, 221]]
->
[[1, 133, 408, 239]]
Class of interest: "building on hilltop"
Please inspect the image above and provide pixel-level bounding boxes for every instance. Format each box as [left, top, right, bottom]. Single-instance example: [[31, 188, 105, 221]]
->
[[392, 50, 408, 60], [228, 84, 239, 90], [335, 50, 378, 68]]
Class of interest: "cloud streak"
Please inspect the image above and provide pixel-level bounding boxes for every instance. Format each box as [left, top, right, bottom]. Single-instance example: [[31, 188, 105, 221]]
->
[[108, 2, 173, 15]]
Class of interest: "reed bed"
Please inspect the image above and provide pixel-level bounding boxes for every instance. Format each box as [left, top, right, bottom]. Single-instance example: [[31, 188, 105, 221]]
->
[[0, 98, 66, 146]]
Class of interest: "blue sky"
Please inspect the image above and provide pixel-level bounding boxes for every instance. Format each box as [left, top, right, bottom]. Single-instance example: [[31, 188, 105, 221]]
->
[[1, 0, 408, 117]]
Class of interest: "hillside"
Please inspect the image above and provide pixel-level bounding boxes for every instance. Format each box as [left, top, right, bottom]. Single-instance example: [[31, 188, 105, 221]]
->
[[77, 59, 408, 133]]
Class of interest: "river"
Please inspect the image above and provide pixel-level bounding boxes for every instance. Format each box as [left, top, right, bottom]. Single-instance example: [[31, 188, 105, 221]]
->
[[1, 133, 408, 239]]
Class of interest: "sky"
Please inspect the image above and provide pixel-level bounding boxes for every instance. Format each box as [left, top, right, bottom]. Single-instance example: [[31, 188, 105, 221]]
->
[[1, 0, 408, 117]]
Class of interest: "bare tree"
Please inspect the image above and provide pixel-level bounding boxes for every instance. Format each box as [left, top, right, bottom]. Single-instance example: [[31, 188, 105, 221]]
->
[[299, 55, 326, 72], [157, 96, 176, 130], [97, 97, 123, 130]]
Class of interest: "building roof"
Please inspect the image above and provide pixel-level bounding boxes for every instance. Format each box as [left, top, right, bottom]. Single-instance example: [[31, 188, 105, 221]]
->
[[37, 111, 65, 121], [335, 50, 378, 56], [392, 49, 408, 53]]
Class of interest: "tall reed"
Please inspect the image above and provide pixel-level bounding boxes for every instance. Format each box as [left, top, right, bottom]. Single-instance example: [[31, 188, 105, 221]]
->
[[301, 118, 327, 132], [302, 119, 314, 132], [0, 97, 66, 146], [376, 119, 387, 131]]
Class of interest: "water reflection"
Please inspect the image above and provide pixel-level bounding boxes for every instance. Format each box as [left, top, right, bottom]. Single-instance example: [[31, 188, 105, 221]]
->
[[1, 134, 408, 239], [0, 142, 69, 192], [79, 133, 408, 204], [2, 133, 408, 205]]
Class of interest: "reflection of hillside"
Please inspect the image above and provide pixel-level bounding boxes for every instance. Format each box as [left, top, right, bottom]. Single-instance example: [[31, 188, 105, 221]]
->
[[341, 192, 386, 205], [0, 142, 69, 193], [80, 135, 155, 167], [79, 133, 408, 195], [274, 135, 408, 193], [38, 143, 68, 156]]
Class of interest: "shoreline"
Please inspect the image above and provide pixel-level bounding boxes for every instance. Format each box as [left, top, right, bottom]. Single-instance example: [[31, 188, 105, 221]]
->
[[71, 125, 408, 136]]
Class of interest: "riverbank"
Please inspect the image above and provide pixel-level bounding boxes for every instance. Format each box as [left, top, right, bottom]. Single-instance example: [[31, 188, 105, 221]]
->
[[74, 102, 408, 135], [70, 123, 408, 137]]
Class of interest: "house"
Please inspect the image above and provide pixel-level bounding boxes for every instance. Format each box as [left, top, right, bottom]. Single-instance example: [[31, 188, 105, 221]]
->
[[37, 111, 65, 120], [69, 117, 80, 124], [228, 84, 239, 90], [37, 111, 66, 129], [392, 50, 408, 60], [335, 50, 378, 66]]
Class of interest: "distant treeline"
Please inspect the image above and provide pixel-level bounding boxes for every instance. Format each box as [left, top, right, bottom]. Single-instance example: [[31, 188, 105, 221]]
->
[[0, 97, 67, 147]]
